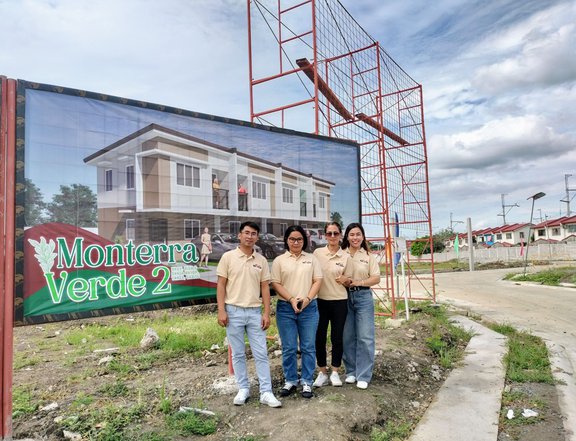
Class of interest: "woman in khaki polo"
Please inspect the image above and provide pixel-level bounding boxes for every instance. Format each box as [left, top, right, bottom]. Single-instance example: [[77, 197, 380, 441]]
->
[[312, 222, 353, 388], [271, 225, 322, 399], [341, 222, 381, 390]]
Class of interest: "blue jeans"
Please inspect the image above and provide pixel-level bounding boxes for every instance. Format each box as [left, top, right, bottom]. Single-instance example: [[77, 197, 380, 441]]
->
[[276, 299, 319, 386], [225, 304, 273, 393], [343, 288, 375, 382]]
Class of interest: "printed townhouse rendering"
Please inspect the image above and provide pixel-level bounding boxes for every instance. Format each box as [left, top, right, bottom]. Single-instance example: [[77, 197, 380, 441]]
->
[[84, 124, 335, 244]]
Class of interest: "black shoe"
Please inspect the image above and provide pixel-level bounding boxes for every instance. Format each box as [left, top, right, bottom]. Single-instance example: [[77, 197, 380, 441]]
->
[[279, 382, 297, 397], [301, 384, 313, 399]]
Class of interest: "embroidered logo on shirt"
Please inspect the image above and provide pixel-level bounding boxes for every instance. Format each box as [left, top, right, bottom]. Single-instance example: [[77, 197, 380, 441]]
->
[[335, 262, 345, 268], [252, 263, 263, 270]]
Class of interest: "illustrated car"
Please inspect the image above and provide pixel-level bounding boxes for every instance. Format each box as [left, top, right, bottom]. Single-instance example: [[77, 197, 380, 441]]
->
[[191, 232, 261, 261], [256, 233, 285, 259], [306, 228, 327, 251]]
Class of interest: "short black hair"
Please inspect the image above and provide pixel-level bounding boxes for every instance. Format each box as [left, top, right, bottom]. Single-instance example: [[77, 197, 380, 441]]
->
[[239, 221, 260, 233]]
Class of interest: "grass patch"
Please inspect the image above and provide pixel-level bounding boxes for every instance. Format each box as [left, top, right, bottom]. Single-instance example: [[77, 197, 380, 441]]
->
[[13, 354, 42, 370], [488, 324, 554, 384], [505, 266, 576, 286], [421, 303, 473, 369], [370, 420, 412, 441], [165, 411, 218, 436], [99, 381, 130, 398], [65, 314, 227, 356], [12, 386, 38, 418], [488, 322, 556, 438], [60, 402, 146, 440]]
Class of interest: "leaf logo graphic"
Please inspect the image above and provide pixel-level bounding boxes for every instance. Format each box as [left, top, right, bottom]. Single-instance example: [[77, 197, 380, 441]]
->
[[28, 237, 57, 273]]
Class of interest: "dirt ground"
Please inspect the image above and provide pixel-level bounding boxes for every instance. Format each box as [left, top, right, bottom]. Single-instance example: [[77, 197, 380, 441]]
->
[[10, 304, 565, 441]]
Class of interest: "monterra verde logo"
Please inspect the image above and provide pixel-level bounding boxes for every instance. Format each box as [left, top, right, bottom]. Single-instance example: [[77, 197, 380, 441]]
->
[[28, 237, 200, 304]]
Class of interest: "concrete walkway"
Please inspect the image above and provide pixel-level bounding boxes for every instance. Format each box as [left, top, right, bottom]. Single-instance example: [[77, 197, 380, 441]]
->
[[409, 316, 508, 441]]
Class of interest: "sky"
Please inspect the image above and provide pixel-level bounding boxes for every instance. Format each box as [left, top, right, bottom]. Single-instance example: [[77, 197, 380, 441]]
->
[[1, 0, 575, 236]]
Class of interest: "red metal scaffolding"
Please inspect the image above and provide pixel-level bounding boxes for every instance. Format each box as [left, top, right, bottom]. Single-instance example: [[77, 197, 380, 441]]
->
[[247, 0, 436, 314], [1, 76, 16, 440]]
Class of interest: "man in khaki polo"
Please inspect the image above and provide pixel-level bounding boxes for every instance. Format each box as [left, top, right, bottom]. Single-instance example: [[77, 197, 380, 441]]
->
[[216, 221, 282, 407]]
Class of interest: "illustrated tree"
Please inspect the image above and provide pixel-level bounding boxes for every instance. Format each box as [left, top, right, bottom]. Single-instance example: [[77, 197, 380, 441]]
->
[[46, 184, 97, 227], [330, 211, 343, 227], [24, 178, 46, 226]]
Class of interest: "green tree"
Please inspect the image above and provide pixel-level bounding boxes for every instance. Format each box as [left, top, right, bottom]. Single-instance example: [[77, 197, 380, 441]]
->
[[24, 178, 46, 226], [46, 184, 97, 227], [330, 211, 343, 227], [410, 233, 446, 256]]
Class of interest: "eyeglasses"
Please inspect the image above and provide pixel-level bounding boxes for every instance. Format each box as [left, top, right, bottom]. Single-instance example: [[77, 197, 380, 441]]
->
[[325, 231, 340, 237], [288, 237, 304, 243]]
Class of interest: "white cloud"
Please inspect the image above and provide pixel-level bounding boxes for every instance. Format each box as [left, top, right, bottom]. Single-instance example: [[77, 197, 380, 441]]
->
[[431, 115, 573, 170], [472, 23, 576, 93]]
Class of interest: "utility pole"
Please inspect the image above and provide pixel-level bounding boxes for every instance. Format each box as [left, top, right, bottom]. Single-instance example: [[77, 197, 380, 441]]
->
[[536, 209, 548, 224], [449, 212, 464, 232], [497, 194, 519, 224], [560, 174, 575, 216]]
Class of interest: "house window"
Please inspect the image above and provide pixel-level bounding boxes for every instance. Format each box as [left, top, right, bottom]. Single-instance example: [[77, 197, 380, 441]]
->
[[177, 163, 200, 188], [319, 194, 325, 209], [496, 234, 502, 240], [126, 165, 135, 189], [229, 221, 241, 235], [537, 229, 545, 237], [280, 223, 287, 235], [282, 187, 293, 203], [552, 228, 560, 236], [149, 218, 168, 242], [519, 232, 525, 239], [105, 169, 113, 191], [126, 219, 135, 241], [505, 233, 512, 239], [252, 181, 267, 200], [567, 225, 576, 233], [184, 219, 200, 240]]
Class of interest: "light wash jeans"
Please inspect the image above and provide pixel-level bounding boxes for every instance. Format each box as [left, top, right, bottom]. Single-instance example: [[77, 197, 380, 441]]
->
[[342, 288, 375, 383], [225, 304, 273, 393], [276, 299, 319, 386]]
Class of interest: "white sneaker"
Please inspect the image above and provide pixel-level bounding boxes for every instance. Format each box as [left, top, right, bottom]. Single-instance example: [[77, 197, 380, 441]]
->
[[345, 375, 356, 384], [357, 381, 368, 389], [313, 372, 329, 387], [330, 371, 343, 387], [301, 384, 313, 399], [260, 391, 282, 408], [233, 388, 250, 405]]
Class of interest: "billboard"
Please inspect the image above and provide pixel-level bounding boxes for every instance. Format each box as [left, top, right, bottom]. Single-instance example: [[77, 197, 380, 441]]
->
[[15, 81, 360, 325]]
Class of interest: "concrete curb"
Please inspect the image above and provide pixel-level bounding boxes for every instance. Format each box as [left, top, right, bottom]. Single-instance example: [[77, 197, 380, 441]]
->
[[409, 315, 508, 441]]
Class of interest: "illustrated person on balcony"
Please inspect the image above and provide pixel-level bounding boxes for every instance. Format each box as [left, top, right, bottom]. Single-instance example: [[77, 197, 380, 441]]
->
[[216, 221, 282, 408], [200, 227, 212, 268], [271, 225, 322, 399], [212, 177, 220, 208], [238, 183, 248, 211]]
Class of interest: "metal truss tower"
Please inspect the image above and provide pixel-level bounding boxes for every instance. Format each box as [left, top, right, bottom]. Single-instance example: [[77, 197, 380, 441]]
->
[[247, 0, 435, 313]]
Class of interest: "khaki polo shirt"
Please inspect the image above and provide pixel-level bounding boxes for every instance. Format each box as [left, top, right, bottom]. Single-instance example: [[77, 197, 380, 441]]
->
[[270, 251, 323, 301], [216, 248, 270, 308], [345, 247, 380, 281], [313, 246, 353, 300]]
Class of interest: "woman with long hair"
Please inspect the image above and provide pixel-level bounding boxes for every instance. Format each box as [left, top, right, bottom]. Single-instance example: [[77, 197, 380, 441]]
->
[[341, 222, 381, 389], [271, 225, 323, 399], [312, 222, 353, 388]]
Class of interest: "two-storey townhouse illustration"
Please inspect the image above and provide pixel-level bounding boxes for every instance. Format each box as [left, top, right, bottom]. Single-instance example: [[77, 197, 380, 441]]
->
[[84, 124, 335, 245]]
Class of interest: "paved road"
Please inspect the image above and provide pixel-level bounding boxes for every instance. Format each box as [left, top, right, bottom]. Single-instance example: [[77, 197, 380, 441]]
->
[[435, 268, 576, 440]]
